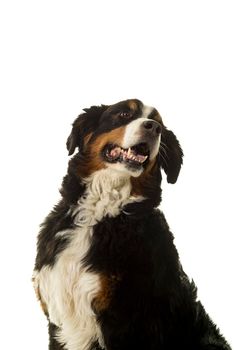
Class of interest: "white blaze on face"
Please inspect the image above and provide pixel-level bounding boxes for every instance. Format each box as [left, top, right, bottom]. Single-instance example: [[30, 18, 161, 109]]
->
[[122, 105, 161, 160], [122, 117, 150, 149], [141, 105, 154, 119]]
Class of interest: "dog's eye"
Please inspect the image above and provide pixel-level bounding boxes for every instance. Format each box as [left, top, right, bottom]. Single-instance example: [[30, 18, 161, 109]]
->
[[119, 111, 132, 118]]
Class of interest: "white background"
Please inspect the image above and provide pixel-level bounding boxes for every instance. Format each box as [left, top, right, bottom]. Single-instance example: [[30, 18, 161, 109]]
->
[[0, 0, 233, 348]]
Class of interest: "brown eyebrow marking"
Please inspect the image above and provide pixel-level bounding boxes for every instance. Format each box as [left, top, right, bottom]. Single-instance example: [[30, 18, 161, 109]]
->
[[147, 109, 163, 124], [128, 100, 138, 112]]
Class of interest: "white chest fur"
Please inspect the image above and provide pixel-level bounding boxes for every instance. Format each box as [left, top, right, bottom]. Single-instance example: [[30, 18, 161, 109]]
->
[[34, 169, 142, 350]]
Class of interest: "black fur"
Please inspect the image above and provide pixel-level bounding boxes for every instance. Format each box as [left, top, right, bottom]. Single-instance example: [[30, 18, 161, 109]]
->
[[35, 200, 72, 270], [34, 99, 231, 350], [84, 210, 230, 350], [48, 323, 65, 350], [160, 128, 183, 184], [66, 105, 109, 155]]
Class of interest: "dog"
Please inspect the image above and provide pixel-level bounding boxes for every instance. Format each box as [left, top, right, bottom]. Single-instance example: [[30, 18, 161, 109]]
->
[[33, 99, 231, 350]]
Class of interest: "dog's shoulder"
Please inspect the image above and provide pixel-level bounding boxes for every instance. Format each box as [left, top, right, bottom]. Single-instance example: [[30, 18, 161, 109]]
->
[[34, 200, 74, 270]]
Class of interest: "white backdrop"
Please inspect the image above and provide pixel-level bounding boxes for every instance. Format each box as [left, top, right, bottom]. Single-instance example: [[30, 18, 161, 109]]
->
[[0, 1, 233, 348]]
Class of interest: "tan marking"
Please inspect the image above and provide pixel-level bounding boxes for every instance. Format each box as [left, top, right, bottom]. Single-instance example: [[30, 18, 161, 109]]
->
[[128, 100, 138, 111], [77, 126, 126, 178], [153, 111, 163, 125], [91, 126, 125, 152], [84, 132, 93, 146], [32, 277, 48, 316], [92, 274, 121, 313]]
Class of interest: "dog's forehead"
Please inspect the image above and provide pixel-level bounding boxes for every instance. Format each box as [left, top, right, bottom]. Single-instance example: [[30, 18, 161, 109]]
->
[[106, 99, 143, 113], [104, 99, 161, 121]]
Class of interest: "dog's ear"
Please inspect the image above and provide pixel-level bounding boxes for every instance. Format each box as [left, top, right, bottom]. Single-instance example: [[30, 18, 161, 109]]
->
[[66, 105, 108, 155], [66, 114, 86, 156], [159, 128, 183, 184]]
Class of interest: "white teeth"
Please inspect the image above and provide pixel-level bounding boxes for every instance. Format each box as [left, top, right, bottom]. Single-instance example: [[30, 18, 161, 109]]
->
[[107, 145, 148, 164]]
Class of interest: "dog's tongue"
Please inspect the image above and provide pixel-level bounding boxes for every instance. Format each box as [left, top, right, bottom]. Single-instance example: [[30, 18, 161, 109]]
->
[[110, 147, 122, 159]]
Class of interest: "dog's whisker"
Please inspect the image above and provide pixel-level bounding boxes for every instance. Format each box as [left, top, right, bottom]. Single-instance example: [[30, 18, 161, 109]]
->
[[159, 150, 168, 166], [159, 144, 168, 157], [159, 144, 169, 160], [160, 140, 169, 150]]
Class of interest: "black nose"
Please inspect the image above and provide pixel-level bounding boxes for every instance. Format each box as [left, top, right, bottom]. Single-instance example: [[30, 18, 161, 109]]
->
[[143, 120, 162, 134]]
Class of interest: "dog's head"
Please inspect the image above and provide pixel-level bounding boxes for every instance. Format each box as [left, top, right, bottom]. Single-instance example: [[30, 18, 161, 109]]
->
[[67, 99, 183, 186]]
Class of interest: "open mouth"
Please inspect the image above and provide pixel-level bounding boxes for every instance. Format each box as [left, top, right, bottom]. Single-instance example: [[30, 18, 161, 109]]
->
[[103, 142, 150, 167]]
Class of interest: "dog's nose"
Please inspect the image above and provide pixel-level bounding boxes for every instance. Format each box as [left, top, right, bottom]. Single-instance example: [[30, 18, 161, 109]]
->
[[142, 120, 162, 135]]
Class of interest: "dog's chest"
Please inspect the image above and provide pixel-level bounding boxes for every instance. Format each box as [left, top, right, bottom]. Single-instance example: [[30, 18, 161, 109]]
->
[[34, 170, 139, 350], [36, 224, 102, 350]]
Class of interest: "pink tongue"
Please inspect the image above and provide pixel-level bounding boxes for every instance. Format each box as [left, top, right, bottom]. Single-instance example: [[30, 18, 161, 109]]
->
[[135, 154, 146, 162], [110, 147, 121, 159]]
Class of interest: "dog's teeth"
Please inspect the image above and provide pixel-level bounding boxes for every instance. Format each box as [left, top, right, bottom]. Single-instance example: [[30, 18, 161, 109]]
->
[[139, 155, 148, 163], [108, 145, 148, 164]]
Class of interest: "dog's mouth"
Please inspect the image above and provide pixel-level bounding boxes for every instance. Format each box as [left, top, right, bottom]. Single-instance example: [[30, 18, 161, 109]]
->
[[103, 142, 150, 167]]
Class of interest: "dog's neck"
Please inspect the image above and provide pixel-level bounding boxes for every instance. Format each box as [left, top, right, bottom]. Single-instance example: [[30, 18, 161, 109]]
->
[[71, 169, 145, 226], [61, 154, 162, 214], [83, 168, 132, 193]]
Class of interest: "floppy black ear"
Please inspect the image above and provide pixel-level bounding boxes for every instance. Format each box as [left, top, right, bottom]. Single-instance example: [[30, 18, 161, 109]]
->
[[159, 128, 183, 184], [66, 105, 108, 155], [66, 114, 86, 155]]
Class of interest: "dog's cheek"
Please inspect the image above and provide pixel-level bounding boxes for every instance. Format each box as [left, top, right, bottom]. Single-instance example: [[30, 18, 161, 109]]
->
[[77, 127, 126, 178]]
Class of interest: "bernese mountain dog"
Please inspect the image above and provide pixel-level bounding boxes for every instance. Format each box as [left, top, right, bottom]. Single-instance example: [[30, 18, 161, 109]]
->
[[33, 99, 231, 350]]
